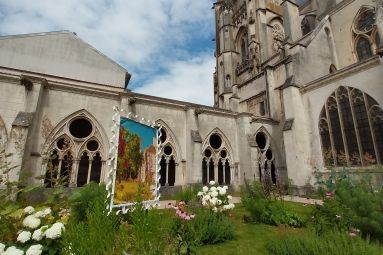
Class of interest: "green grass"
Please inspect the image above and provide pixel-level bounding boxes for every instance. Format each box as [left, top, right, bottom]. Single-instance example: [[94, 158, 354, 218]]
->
[[196, 202, 312, 255]]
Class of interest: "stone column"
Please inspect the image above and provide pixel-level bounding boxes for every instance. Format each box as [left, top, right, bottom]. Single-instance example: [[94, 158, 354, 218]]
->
[[86, 160, 92, 185], [223, 165, 226, 185], [165, 160, 169, 186], [214, 162, 218, 183], [70, 160, 79, 187]]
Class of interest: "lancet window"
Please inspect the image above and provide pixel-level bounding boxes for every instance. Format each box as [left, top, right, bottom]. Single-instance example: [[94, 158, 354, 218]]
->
[[319, 86, 383, 166]]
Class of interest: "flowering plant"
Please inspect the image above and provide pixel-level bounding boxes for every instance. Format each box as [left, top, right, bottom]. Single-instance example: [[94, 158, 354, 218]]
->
[[170, 201, 195, 221], [197, 181, 235, 212], [0, 206, 65, 255]]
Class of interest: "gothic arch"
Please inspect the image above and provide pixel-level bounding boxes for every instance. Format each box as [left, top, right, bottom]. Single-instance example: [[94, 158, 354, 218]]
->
[[254, 126, 279, 185], [201, 128, 234, 185], [41, 109, 108, 187], [235, 26, 248, 61], [318, 86, 383, 166], [351, 6, 378, 61], [155, 119, 180, 187]]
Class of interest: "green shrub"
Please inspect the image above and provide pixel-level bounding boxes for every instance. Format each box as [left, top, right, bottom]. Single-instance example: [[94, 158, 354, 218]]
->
[[126, 203, 172, 255], [68, 182, 106, 223], [191, 208, 234, 245], [62, 198, 127, 255], [241, 181, 304, 227], [266, 231, 383, 255], [176, 185, 200, 204], [312, 171, 383, 241]]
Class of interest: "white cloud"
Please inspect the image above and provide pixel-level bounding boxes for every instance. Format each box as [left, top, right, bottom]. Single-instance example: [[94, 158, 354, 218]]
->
[[134, 54, 215, 106], [0, 0, 216, 105]]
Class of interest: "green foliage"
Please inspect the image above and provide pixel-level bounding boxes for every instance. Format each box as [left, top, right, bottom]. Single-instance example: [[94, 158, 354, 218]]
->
[[190, 208, 234, 245], [266, 231, 383, 255], [68, 182, 106, 223], [313, 169, 383, 242], [62, 198, 127, 255], [127, 203, 171, 255], [175, 185, 200, 204], [241, 181, 304, 227]]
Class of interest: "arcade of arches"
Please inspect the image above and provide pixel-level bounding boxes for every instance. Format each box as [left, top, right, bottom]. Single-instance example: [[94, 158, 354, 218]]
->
[[44, 116, 105, 188]]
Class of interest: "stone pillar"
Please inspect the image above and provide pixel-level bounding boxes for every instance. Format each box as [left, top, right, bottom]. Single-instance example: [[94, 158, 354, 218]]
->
[[281, 0, 302, 42], [86, 160, 92, 184], [214, 162, 218, 183], [165, 160, 169, 186], [70, 160, 79, 187]]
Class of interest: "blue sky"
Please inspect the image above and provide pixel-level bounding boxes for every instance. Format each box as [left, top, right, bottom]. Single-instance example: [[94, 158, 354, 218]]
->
[[120, 118, 156, 151], [0, 0, 216, 105]]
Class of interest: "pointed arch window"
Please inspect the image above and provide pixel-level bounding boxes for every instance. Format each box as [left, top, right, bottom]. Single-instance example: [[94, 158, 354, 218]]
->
[[319, 86, 383, 166], [158, 127, 177, 187], [352, 8, 379, 61], [43, 113, 105, 188], [356, 37, 373, 61], [202, 132, 232, 185]]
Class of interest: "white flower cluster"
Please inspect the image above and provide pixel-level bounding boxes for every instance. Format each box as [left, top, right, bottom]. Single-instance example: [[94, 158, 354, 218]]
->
[[1, 206, 64, 255], [45, 222, 65, 239], [197, 181, 235, 212]]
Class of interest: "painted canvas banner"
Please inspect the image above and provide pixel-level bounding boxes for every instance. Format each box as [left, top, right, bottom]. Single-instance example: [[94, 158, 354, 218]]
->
[[107, 108, 161, 213]]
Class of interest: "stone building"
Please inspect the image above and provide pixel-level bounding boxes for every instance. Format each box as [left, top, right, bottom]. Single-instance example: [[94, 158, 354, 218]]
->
[[0, 0, 382, 194]]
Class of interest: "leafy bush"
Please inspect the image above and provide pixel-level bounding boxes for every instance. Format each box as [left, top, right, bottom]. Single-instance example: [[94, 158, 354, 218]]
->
[[241, 181, 304, 227], [62, 198, 127, 255], [313, 170, 383, 241], [126, 202, 172, 255], [68, 182, 106, 223], [190, 208, 234, 245], [266, 231, 383, 255], [176, 185, 199, 204]]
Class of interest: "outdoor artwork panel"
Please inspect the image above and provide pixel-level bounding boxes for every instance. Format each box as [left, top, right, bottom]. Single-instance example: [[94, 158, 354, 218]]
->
[[114, 117, 157, 204]]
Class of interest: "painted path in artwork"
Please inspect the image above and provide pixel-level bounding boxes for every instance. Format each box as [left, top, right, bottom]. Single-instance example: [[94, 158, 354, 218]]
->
[[158, 196, 323, 209]]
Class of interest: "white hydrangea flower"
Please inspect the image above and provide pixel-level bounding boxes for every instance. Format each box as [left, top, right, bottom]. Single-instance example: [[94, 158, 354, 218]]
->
[[227, 195, 232, 200], [210, 190, 218, 198], [210, 186, 217, 192], [26, 244, 43, 255], [0, 243, 5, 253], [17, 231, 31, 243], [33, 211, 44, 218], [209, 180, 215, 185], [229, 203, 235, 209], [197, 191, 203, 196], [32, 227, 46, 241], [210, 197, 218, 206], [223, 204, 230, 210], [212, 207, 218, 213], [42, 208, 52, 217], [24, 206, 35, 215], [219, 188, 227, 195], [223, 186, 228, 190], [23, 215, 41, 229], [217, 199, 222, 205], [202, 186, 208, 192], [45, 222, 65, 239], [3, 246, 24, 255]]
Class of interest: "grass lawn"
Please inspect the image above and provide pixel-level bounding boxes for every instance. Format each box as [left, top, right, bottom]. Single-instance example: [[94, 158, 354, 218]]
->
[[196, 202, 314, 255]]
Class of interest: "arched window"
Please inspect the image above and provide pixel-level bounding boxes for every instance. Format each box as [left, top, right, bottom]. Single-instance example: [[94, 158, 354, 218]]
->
[[225, 75, 231, 88], [241, 38, 247, 62], [352, 8, 378, 61], [158, 127, 177, 186], [202, 131, 232, 185], [255, 131, 277, 185], [43, 111, 106, 188], [356, 37, 373, 61], [301, 15, 316, 36], [319, 86, 383, 166]]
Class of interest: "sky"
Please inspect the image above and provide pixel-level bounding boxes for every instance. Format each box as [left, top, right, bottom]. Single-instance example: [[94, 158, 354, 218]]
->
[[0, 0, 216, 106]]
